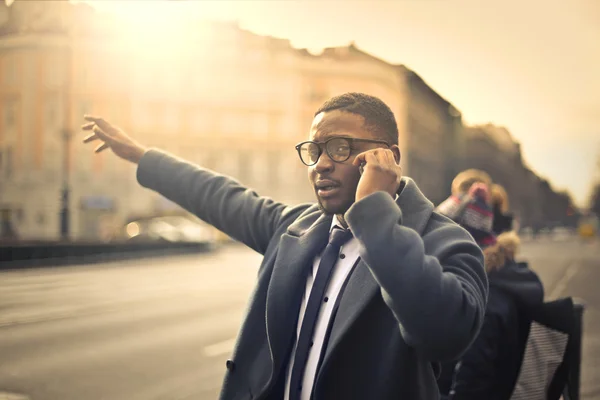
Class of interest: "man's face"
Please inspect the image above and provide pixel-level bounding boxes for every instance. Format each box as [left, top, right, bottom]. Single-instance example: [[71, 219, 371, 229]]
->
[[308, 110, 384, 215]]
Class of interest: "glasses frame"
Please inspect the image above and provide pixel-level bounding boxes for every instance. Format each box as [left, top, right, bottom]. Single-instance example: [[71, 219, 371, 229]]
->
[[295, 137, 390, 166]]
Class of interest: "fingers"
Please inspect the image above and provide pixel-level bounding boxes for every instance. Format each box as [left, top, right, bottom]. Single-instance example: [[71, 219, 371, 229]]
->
[[95, 142, 110, 153], [353, 150, 379, 167], [82, 126, 110, 141], [83, 115, 112, 132], [382, 149, 396, 166], [83, 115, 115, 154], [83, 132, 100, 143], [364, 151, 379, 165], [354, 149, 396, 167], [93, 125, 108, 137], [83, 122, 112, 153]]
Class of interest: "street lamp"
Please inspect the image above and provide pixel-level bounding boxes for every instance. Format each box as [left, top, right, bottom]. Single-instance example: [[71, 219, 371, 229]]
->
[[60, 24, 73, 241], [60, 128, 71, 240]]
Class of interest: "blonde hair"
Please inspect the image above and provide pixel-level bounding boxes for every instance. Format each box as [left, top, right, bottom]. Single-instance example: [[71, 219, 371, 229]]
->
[[483, 231, 521, 273], [491, 184, 510, 213], [451, 169, 493, 196]]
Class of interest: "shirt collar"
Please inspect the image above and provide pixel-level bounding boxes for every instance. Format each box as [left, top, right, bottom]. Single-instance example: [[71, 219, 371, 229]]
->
[[330, 214, 344, 232]]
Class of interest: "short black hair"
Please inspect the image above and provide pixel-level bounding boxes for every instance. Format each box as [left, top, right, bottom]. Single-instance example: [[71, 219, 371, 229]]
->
[[314, 92, 399, 145]]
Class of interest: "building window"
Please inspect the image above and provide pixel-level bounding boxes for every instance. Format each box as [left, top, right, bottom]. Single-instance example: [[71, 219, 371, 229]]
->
[[36, 212, 46, 226], [238, 152, 251, 183], [163, 105, 180, 132], [251, 154, 269, 186], [3, 99, 18, 129], [249, 112, 269, 137], [3, 56, 17, 86], [185, 147, 204, 166], [77, 64, 90, 88], [45, 55, 63, 87], [214, 151, 238, 178], [219, 112, 244, 135], [275, 113, 297, 138], [268, 152, 280, 190], [189, 110, 211, 134], [45, 96, 60, 128], [5, 147, 13, 178]]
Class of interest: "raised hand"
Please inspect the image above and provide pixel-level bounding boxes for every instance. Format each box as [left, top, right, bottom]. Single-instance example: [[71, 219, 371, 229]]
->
[[82, 115, 147, 164]]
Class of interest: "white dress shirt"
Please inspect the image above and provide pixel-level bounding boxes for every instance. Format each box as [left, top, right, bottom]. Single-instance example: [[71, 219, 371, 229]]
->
[[284, 215, 361, 400]]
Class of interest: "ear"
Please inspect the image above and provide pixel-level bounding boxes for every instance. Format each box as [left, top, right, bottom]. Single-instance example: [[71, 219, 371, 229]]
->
[[390, 145, 401, 164]]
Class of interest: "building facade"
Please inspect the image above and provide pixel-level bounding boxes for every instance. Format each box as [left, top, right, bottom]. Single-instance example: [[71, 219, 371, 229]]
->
[[0, 1, 308, 240], [0, 1, 574, 240], [460, 124, 576, 229]]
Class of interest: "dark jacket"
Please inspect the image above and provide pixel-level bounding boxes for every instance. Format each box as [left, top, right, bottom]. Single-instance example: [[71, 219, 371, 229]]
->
[[442, 259, 544, 400], [137, 149, 488, 400]]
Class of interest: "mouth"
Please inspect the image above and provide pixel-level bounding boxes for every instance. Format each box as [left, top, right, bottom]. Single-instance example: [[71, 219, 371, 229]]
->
[[315, 180, 341, 198]]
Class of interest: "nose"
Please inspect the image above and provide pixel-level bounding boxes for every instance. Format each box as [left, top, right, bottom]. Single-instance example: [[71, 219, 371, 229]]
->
[[313, 150, 334, 174]]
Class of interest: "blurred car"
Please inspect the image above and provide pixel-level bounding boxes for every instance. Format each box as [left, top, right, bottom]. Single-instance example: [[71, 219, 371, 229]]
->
[[115, 215, 218, 246], [577, 214, 597, 239]]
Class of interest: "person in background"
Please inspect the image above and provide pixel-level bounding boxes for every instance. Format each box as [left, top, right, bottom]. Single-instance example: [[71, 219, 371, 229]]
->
[[437, 172, 545, 400], [436, 169, 496, 247], [446, 230, 544, 399], [435, 171, 498, 397]]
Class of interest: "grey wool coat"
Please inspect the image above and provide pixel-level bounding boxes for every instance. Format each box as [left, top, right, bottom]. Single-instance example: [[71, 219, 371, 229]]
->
[[137, 150, 488, 400]]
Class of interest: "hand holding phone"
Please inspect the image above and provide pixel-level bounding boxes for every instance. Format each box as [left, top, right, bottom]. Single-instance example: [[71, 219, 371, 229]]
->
[[353, 149, 402, 202]]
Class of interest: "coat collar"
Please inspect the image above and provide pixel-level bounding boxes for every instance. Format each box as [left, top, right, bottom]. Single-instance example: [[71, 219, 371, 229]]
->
[[264, 177, 434, 382]]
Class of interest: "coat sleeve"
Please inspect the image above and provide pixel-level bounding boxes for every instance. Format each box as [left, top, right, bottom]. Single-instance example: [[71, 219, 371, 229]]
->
[[345, 191, 488, 361], [136, 149, 304, 254], [447, 313, 503, 399]]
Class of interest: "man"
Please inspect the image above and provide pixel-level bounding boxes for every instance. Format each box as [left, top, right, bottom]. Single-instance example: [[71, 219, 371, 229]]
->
[[83, 92, 488, 400]]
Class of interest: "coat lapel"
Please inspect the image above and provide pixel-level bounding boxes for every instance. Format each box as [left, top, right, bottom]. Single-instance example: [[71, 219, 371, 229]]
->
[[265, 211, 332, 375], [319, 178, 434, 373]]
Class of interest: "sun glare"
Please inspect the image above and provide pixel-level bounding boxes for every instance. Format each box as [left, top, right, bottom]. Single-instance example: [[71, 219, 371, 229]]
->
[[78, 0, 211, 58]]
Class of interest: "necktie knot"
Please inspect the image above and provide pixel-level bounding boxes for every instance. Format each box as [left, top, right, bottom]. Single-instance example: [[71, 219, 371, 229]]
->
[[329, 227, 352, 247]]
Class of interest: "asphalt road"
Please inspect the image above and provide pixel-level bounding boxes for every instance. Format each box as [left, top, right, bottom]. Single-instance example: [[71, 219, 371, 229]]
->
[[0, 236, 598, 400]]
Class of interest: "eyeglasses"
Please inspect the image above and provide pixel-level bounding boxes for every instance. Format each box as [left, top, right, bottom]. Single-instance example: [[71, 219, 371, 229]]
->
[[295, 137, 390, 166]]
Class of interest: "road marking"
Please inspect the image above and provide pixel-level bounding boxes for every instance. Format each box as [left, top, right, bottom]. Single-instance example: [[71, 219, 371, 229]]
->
[[204, 338, 237, 357], [549, 261, 579, 299]]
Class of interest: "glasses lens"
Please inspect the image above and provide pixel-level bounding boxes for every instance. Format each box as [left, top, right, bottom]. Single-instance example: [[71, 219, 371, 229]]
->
[[326, 138, 351, 162], [300, 142, 320, 165]]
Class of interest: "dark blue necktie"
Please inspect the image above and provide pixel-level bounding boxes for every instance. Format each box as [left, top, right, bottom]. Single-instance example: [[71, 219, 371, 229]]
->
[[289, 226, 353, 400]]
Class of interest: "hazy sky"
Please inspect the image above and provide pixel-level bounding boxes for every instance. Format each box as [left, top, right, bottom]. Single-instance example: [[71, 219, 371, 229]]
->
[[74, 0, 600, 206]]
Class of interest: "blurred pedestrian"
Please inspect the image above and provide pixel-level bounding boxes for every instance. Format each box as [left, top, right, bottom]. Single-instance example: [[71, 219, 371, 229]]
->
[[83, 92, 487, 400], [446, 231, 545, 400], [435, 171, 498, 396], [436, 173, 550, 400], [436, 169, 496, 247]]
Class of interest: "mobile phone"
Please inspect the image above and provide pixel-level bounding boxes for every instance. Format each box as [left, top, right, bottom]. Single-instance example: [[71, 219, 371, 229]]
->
[[359, 162, 365, 175]]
